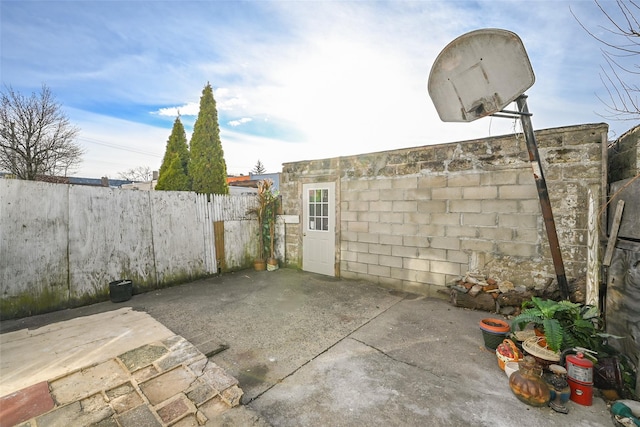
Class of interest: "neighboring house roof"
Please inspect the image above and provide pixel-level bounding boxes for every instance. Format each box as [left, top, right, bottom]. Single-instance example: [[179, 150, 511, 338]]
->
[[0, 172, 132, 188]]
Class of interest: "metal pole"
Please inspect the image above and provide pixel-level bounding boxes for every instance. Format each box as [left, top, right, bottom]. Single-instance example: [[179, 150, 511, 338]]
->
[[515, 95, 570, 300]]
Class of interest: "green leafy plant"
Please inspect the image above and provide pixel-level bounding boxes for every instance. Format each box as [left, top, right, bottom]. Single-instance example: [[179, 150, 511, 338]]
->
[[247, 179, 278, 261], [511, 296, 580, 352]]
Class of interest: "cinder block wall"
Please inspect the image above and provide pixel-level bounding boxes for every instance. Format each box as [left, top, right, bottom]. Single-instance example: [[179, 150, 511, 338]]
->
[[281, 123, 607, 297], [608, 125, 640, 182]]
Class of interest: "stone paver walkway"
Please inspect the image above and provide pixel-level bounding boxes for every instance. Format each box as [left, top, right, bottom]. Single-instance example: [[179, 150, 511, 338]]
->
[[0, 334, 242, 427]]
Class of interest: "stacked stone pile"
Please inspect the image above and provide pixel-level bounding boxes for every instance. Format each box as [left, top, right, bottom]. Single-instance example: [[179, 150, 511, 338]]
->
[[445, 272, 586, 315]]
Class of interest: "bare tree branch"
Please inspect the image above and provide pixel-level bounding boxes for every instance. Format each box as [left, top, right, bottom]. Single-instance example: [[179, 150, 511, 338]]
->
[[0, 84, 83, 179], [572, 0, 640, 121], [117, 165, 152, 182]]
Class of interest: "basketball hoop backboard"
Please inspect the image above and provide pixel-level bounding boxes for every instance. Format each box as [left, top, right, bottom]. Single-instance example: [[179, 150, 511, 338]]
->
[[428, 29, 535, 122]]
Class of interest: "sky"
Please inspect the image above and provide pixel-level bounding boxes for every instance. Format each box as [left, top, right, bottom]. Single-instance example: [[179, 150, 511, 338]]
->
[[1, 0, 637, 179]]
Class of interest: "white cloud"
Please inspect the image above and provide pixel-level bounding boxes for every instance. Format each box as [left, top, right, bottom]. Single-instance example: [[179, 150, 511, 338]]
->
[[153, 102, 199, 117], [228, 118, 253, 127]]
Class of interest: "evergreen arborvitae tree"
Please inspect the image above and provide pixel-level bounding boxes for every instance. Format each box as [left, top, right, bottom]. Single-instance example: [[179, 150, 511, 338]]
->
[[156, 117, 190, 191], [252, 159, 267, 175], [189, 83, 229, 195]]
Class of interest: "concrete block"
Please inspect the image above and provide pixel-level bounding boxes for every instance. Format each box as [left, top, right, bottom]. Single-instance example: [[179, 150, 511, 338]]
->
[[431, 187, 462, 200], [391, 245, 419, 258], [392, 200, 417, 212], [447, 250, 469, 264], [357, 190, 380, 201], [358, 212, 380, 222], [481, 200, 518, 213], [379, 189, 401, 201], [342, 250, 357, 262], [418, 247, 447, 261], [368, 244, 392, 255], [429, 237, 460, 251], [347, 221, 368, 232], [368, 178, 393, 189], [430, 260, 462, 276], [518, 199, 542, 216], [499, 214, 538, 228], [403, 258, 430, 272], [514, 228, 540, 243], [430, 213, 460, 226], [446, 173, 480, 187], [391, 223, 418, 235], [518, 170, 536, 185], [449, 200, 482, 213], [480, 170, 519, 186], [405, 188, 431, 200], [403, 235, 430, 248], [462, 213, 497, 227], [418, 224, 446, 236], [499, 185, 538, 199], [379, 234, 403, 245], [357, 253, 379, 265], [478, 227, 514, 241], [369, 201, 393, 212], [370, 222, 392, 234], [341, 211, 358, 222], [392, 177, 418, 189], [341, 230, 358, 242], [349, 242, 369, 252], [415, 271, 447, 287], [417, 175, 447, 189], [461, 239, 495, 252], [497, 242, 539, 258], [378, 255, 403, 268], [357, 232, 379, 244], [379, 212, 404, 223], [345, 201, 369, 211], [445, 226, 478, 238], [462, 186, 498, 199], [417, 200, 446, 213], [368, 264, 391, 278], [390, 267, 417, 281], [346, 261, 368, 274]]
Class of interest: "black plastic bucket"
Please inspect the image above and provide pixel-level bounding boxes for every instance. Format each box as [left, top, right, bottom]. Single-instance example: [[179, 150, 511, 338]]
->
[[109, 279, 133, 303]]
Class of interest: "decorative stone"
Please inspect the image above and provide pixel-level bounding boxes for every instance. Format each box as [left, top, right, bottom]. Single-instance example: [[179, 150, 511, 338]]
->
[[498, 280, 515, 293]]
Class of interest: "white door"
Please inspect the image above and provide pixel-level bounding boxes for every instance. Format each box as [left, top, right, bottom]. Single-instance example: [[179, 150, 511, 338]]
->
[[302, 182, 335, 276]]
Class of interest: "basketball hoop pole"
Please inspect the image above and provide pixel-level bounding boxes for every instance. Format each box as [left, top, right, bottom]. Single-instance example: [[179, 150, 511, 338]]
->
[[513, 94, 570, 300]]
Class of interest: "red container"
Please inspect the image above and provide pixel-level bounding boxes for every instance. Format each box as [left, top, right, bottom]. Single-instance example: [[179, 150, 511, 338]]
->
[[566, 352, 593, 406]]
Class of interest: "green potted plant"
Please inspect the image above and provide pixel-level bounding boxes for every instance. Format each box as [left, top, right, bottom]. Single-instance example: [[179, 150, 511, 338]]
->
[[512, 296, 610, 353], [265, 190, 280, 271], [247, 179, 278, 271]]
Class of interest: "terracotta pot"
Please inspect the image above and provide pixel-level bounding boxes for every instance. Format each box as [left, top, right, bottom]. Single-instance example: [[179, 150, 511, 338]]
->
[[254, 259, 266, 271], [479, 318, 510, 351]]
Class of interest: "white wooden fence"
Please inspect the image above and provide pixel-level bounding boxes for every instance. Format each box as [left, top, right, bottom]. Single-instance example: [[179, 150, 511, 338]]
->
[[0, 179, 259, 319]]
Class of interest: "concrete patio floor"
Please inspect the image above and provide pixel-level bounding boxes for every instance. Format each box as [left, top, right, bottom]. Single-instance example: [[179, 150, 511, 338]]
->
[[1, 269, 615, 426]]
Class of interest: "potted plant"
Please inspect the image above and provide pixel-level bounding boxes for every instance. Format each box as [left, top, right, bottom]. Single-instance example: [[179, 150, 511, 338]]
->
[[511, 296, 580, 352], [512, 296, 610, 352], [265, 188, 280, 271], [247, 180, 270, 270], [247, 179, 278, 271]]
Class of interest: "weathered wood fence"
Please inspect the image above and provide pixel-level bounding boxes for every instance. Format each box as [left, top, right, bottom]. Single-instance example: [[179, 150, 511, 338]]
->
[[0, 179, 260, 319]]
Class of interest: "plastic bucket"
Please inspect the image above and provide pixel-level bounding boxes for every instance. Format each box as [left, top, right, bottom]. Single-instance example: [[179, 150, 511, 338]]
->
[[109, 279, 132, 303], [479, 318, 510, 351]]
